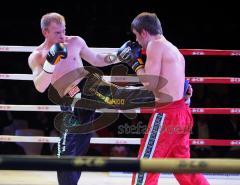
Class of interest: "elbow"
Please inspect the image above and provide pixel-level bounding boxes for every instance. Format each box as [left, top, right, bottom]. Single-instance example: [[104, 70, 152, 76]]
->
[[36, 86, 46, 93], [32, 73, 51, 93], [34, 83, 47, 93], [139, 75, 159, 91], [37, 88, 45, 93]]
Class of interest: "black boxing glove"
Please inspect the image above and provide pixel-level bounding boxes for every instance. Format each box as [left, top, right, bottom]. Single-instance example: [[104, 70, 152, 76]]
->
[[117, 41, 141, 62], [117, 41, 144, 72], [43, 43, 67, 74], [127, 55, 145, 72]]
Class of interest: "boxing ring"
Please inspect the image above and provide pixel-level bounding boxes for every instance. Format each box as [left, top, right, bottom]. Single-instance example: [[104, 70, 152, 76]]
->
[[0, 45, 240, 184]]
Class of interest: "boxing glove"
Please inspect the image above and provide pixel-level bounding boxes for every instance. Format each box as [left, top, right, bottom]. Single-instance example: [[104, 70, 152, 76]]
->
[[43, 43, 67, 73], [117, 41, 144, 72], [184, 79, 192, 106]]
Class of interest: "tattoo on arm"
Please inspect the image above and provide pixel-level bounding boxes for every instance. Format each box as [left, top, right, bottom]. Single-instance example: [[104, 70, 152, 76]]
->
[[104, 54, 118, 64]]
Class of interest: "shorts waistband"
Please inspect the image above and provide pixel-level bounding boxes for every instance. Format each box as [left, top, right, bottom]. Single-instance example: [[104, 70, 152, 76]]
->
[[67, 77, 88, 97], [68, 86, 80, 97], [154, 98, 186, 112]]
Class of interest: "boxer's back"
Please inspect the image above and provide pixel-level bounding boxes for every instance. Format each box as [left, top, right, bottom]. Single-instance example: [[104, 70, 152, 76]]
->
[[152, 38, 185, 103]]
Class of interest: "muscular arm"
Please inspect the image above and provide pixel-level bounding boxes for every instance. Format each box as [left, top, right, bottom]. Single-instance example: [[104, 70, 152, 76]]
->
[[136, 42, 162, 91], [79, 38, 120, 67], [28, 52, 52, 93]]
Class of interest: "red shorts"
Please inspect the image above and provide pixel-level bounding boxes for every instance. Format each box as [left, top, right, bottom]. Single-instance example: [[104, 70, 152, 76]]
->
[[132, 99, 209, 185]]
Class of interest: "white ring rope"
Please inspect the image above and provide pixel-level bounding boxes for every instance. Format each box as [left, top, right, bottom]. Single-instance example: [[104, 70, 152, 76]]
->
[[0, 104, 142, 113], [0, 136, 140, 144], [0, 74, 140, 83], [1, 104, 240, 114], [0, 135, 60, 143], [0, 45, 117, 53], [1, 135, 240, 147], [1, 73, 240, 84], [0, 74, 33, 81], [0, 46, 36, 52]]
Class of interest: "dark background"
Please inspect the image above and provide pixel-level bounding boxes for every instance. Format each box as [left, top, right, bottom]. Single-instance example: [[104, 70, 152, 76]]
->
[[0, 1, 240, 157]]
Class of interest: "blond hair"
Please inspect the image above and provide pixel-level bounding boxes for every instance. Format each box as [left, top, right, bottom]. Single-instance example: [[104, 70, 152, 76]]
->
[[40, 12, 65, 30]]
